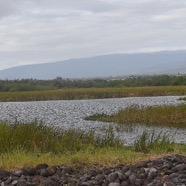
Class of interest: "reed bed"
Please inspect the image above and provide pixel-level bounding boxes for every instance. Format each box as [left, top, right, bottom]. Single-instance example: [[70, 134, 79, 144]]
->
[[0, 122, 186, 170], [0, 122, 185, 170], [85, 104, 186, 128], [0, 86, 185, 102], [133, 131, 174, 153], [0, 122, 122, 154]]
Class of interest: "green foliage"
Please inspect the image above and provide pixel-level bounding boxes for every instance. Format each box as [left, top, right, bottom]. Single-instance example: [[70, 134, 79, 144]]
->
[[133, 130, 174, 153], [0, 122, 123, 154], [101, 127, 123, 148], [0, 75, 186, 92], [0, 122, 185, 170]]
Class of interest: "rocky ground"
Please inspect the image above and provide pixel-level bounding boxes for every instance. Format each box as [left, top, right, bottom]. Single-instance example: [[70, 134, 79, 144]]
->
[[0, 154, 185, 186]]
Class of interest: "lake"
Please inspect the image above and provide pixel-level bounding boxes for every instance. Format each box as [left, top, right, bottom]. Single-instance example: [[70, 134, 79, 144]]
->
[[0, 96, 185, 145]]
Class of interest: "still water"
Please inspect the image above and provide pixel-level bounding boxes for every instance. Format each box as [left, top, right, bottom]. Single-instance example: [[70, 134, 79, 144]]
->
[[0, 96, 185, 145]]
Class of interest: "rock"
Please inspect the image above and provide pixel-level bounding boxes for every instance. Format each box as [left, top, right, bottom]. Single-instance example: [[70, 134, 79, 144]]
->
[[106, 172, 118, 182], [148, 171, 158, 180], [168, 173, 179, 179], [135, 178, 143, 186], [95, 174, 105, 183], [124, 170, 131, 178], [108, 183, 121, 186], [116, 171, 126, 181], [163, 182, 176, 186], [13, 169, 28, 177], [178, 173, 186, 179], [0, 169, 11, 177], [129, 174, 137, 184], [4, 176, 13, 184], [32, 176, 42, 185], [17, 180, 28, 186], [120, 181, 129, 186], [40, 178, 56, 186], [40, 169, 50, 177], [172, 163, 186, 172], [0, 155, 185, 185], [80, 173, 92, 182], [79, 182, 90, 186], [26, 168, 37, 176], [85, 180, 97, 186], [88, 169, 98, 177], [148, 167, 158, 174], [36, 164, 48, 170], [46, 166, 57, 176], [135, 160, 149, 168], [11, 180, 18, 185]]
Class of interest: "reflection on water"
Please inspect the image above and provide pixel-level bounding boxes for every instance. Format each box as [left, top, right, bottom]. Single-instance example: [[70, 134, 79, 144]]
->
[[0, 96, 185, 145]]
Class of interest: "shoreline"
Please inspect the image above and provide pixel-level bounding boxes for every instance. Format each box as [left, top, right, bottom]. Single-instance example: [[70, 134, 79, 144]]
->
[[0, 154, 185, 185]]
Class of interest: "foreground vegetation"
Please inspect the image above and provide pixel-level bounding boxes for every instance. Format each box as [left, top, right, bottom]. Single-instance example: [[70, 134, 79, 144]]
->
[[0, 122, 185, 170], [85, 104, 186, 128], [0, 75, 186, 92], [0, 86, 186, 102]]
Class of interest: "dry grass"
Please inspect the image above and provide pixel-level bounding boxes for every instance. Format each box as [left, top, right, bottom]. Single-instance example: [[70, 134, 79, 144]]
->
[[0, 86, 185, 102]]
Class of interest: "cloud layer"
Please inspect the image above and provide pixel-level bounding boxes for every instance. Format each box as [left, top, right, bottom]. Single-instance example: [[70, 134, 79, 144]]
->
[[0, 0, 186, 69]]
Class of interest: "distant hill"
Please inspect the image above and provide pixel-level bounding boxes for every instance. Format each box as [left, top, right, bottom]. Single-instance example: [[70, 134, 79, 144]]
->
[[0, 51, 186, 79]]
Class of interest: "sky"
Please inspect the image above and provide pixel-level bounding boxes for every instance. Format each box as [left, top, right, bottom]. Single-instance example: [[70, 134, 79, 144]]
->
[[0, 0, 186, 70]]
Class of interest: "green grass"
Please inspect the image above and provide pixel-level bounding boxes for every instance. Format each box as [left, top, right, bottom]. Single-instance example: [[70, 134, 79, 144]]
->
[[0, 122, 185, 170], [0, 122, 123, 154], [85, 104, 186, 128], [0, 86, 185, 102], [133, 130, 174, 153]]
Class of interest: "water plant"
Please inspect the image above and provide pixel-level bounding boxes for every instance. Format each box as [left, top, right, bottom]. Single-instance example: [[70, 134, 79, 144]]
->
[[0, 121, 185, 170], [85, 104, 186, 128], [0, 121, 123, 154], [133, 130, 174, 153]]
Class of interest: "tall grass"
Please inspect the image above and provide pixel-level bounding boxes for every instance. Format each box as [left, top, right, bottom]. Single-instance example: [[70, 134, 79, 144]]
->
[[0, 122, 185, 170], [0, 122, 123, 154], [0, 86, 185, 102], [86, 104, 186, 128], [133, 130, 174, 153]]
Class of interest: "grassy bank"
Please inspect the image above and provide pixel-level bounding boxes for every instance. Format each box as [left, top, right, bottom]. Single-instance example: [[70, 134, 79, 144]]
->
[[0, 122, 185, 170], [0, 86, 185, 102], [85, 104, 186, 128]]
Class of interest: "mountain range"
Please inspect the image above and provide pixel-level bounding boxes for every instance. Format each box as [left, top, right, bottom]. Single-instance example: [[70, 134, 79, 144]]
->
[[0, 50, 186, 80]]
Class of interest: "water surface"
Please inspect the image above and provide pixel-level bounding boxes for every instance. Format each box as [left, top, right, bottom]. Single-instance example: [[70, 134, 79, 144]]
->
[[0, 96, 185, 145]]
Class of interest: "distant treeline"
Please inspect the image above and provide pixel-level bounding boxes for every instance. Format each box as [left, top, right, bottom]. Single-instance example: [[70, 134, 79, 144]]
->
[[0, 75, 186, 92]]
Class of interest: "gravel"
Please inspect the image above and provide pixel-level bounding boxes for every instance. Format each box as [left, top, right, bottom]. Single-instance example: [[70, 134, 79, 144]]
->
[[0, 154, 185, 185]]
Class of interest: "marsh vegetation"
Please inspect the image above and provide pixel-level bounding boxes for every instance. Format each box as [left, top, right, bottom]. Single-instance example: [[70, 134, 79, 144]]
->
[[0, 86, 185, 102], [0, 121, 185, 170], [85, 104, 186, 128], [0, 76, 185, 170]]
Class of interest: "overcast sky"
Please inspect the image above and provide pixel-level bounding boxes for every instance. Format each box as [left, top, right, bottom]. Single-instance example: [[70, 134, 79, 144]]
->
[[0, 0, 186, 70]]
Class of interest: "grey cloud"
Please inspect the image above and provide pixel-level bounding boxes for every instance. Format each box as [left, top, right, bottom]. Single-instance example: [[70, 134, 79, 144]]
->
[[0, 0, 186, 70], [0, 0, 22, 18], [29, 0, 117, 14]]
